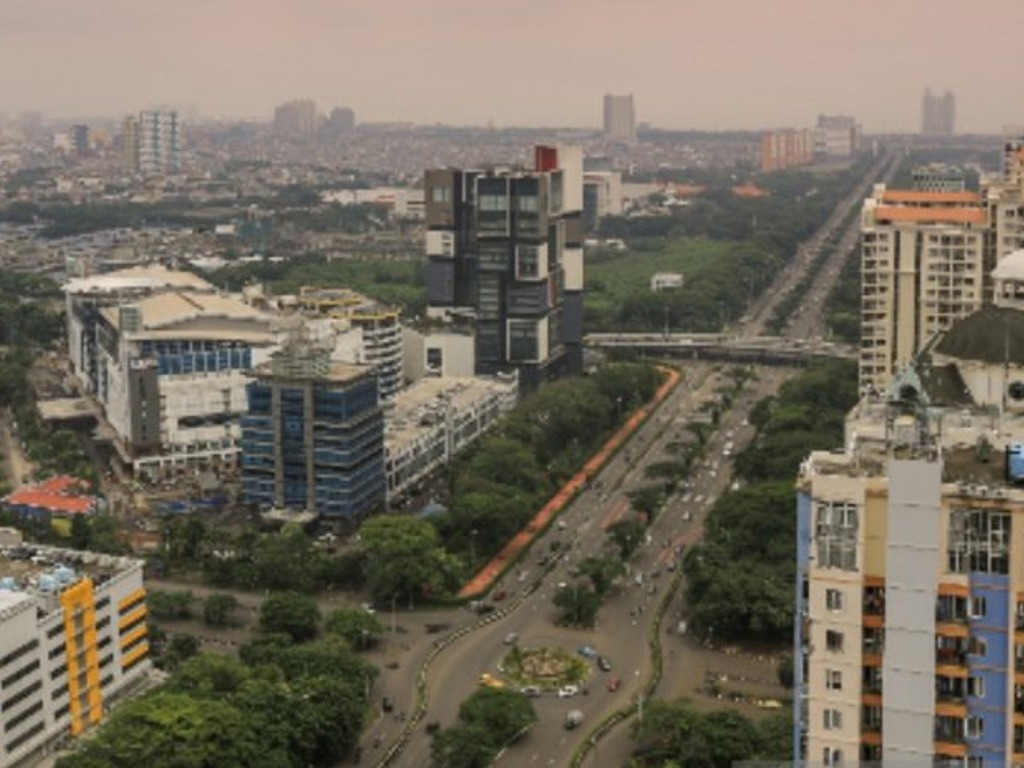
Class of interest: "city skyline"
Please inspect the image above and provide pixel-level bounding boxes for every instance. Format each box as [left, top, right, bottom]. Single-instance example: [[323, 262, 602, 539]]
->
[[1, 0, 1021, 133]]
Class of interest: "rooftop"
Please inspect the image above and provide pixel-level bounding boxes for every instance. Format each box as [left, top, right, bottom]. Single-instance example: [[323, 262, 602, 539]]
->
[[932, 305, 1024, 365], [385, 375, 516, 447], [992, 249, 1024, 281], [872, 205, 986, 225], [64, 264, 212, 295], [3, 475, 97, 516], [0, 544, 142, 614], [880, 189, 980, 205]]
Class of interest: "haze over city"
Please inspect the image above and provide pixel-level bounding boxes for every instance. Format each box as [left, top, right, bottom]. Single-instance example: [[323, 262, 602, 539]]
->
[[1, 0, 1020, 132]]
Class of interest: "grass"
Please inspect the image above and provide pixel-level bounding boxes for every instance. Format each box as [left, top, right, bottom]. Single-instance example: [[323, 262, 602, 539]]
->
[[585, 238, 731, 316]]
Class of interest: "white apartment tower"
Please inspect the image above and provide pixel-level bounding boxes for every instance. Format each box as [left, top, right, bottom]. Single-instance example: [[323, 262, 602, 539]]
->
[[602, 94, 636, 142]]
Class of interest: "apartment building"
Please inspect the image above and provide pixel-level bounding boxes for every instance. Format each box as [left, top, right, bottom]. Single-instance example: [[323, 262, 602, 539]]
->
[[858, 186, 990, 394], [0, 546, 150, 768], [796, 303, 1024, 768], [923, 89, 956, 137], [424, 145, 584, 390], [761, 129, 815, 172], [122, 110, 180, 175], [240, 332, 385, 520]]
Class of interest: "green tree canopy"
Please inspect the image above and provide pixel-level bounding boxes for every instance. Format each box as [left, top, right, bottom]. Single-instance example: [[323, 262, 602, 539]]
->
[[360, 514, 459, 604], [258, 591, 321, 642]]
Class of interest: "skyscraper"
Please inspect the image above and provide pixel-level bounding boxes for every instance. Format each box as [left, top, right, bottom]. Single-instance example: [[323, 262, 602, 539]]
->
[[423, 145, 584, 389], [602, 94, 635, 141], [122, 110, 180, 175], [922, 88, 956, 136]]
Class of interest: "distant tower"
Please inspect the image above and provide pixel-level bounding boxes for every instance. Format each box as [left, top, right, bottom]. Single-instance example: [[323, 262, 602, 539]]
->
[[602, 94, 636, 141], [921, 88, 955, 136], [273, 99, 319, 137]]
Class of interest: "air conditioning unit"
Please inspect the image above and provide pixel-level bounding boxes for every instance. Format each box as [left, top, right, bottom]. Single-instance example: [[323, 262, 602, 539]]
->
[[976, 485, 990, 497]]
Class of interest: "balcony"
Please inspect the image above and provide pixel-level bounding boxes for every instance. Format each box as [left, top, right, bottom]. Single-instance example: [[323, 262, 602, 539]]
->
[[863, 586, 885, 616], [934, 716, 966, 745], [935, 676, 966, 703], [862, 667, 883, 695]]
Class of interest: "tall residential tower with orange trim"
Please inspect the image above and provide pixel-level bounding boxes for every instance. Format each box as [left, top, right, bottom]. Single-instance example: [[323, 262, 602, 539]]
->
[[0, 546, 149, 767]]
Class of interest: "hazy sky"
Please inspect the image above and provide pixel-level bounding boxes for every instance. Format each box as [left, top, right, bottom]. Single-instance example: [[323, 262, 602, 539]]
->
[[1, 0, 1019, 133]]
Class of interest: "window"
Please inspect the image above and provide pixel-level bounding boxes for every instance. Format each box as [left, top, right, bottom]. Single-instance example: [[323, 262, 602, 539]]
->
[[826, 588, 844, 612], [430, 186, 450, 203], [967, 676, 985, 698], [823, 708, 842, 729], [826, 669, 842, 691], [966, 715, 985, 739], [822, 747, 843, 766], [970, 596, 987, 619], [948, 508, 1011, 574], [967, 757, 984, 768], [826, 630, 844, 652], [969, 636, 988, 658], [815, 501, 858, 570]]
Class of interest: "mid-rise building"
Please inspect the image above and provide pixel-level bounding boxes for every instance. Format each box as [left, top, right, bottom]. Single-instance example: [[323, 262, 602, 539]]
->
[[816, 115, 861, 158], [602, 94, 635, 142], [325, 107, 355, 133], [796, 304, 1024, 768], [761, 129, 815, 172], [122, 110, 180, 175], [384, 373, 517, 501], [582, 171, 623, 230], [923, 88, 956, 136], [423, 145, 584, 390], [858, 185, 990, 394], [240, 332, 384, 520], [913, 164, 968, 193], [0, 546, 150, 767]]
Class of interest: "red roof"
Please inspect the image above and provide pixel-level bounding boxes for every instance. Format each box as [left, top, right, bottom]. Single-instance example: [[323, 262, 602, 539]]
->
[[3, 475, 96, 516]]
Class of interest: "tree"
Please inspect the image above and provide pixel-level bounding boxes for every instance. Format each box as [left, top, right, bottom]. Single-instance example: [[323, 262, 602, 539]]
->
[[324, 607, 384, 650], [259, 591, 321, 642], [55, 692, 267, 768], [360, 515, 460, 605], [777, 652, 794, 689], [163, 634, 201, 671], [202, 593, 240, 627], [169, 653, 250, 696], [607, 519, 646, 560], [574, 556, 625, 597], [147, 589, 194, 621], [553, 580, 601, 627], [70, 514, 90, 550], [431, 689, 536, 768]]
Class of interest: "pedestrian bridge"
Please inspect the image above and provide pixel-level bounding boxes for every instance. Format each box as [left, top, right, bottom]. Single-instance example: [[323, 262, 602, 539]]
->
[[584, 332, 857, 365]]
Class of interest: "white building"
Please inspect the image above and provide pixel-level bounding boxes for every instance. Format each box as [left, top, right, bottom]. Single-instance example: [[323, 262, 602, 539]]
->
[[384, 374, 517, 501], [402, 328, 476, 382], [0, 547, 151, 768]]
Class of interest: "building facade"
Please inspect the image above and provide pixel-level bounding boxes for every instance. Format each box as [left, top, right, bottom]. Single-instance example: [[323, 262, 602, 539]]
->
[[761, 129, 815, 172], [816, 115, 861, 158], [0, 547, 150, 768], [273, 99, 319, 138], [240, 335, 385, 520], [602, 94, 636, 141], [423, 145, 584, 390]]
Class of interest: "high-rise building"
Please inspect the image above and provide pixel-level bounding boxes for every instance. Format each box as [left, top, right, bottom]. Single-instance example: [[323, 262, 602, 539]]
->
[[273, 99, 319, 138], [325, 107, 355, 133], [602, 94, 635, 141], [858, 139, 1024, 395], [922, 89, 956, 136], [240, 332, 385, 520], [122, 110, 180, 175], [0, 545, 150, 767], [423, 145, 584, 390], [858, 185, 990, 394], [795, 303, 1024, 768]]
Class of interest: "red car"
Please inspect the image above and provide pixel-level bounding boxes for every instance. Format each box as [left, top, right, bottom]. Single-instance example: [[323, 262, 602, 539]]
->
[[492, 589, 506, 602], [606, 676, 621, 692]]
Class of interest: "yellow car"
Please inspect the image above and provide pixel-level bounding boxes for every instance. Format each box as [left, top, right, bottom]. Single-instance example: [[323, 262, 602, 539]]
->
[[479, 673, 506, 689]]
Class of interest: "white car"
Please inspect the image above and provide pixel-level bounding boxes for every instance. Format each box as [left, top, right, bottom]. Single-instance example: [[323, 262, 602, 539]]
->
[[557, 685, 579, 698]]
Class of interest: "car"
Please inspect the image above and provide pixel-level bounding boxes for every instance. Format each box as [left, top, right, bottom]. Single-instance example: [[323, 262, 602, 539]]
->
[[606, 676, 621, 692], [492, 589, 507, 602], [361, 602, 376, 614], [597, 656, 612, 672], [557, 685, 579, 698], [504, 631, 519, 645], [577, 645, 598, 660], [521, 685, 541, 698], [480, 673, 506, 690]]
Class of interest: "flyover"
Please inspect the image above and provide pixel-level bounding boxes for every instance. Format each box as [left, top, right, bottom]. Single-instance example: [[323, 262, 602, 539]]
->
[[585, 332, 857, 365]]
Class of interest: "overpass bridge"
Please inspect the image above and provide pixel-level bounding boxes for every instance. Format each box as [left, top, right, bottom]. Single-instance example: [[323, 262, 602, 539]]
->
[[585, 332, 857, 366]]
